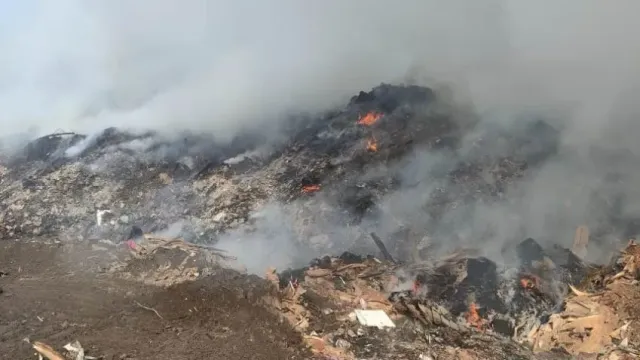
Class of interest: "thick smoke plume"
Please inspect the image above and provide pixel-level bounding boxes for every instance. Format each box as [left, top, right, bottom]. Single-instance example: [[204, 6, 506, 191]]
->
[[5, 1, 640, 271], [3, 1, 640, 143], [0, 1, 504, 140]]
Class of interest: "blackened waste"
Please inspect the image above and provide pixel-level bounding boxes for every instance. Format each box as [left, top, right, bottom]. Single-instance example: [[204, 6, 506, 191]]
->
[[1, 84, 634, 357]]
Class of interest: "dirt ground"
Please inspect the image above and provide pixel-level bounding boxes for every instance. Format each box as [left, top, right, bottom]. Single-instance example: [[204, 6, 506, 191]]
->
[[0, 240, 311, 360]]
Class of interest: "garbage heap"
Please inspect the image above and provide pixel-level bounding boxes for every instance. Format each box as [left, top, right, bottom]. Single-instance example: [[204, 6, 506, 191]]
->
[[264, 234, 640, 360]]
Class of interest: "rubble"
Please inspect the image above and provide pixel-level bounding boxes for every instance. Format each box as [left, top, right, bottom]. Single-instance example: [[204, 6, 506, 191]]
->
[[525, 240, 640, 357], [266, 251, 527, 358], [259, 236, 640, 359], [0, 84, 557, 249], [109, 233, 244, 287], [3, 83, 640, 358]]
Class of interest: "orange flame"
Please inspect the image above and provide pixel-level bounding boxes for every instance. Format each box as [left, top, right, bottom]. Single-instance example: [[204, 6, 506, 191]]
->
[[366, 138, 378, 152], [357, 112, 382, 126], [520, 274, 540, 290], [520, 278, 534, 289], [466, 303, 484, 330], [302, 184, 321, 193]]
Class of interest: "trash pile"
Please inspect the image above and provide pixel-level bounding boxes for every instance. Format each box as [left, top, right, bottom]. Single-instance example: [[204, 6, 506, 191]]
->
[[3, 83, 640, 359], [262, 233, 640, 359], [528, 240, 640, 358], [0, 83, 560, 253]]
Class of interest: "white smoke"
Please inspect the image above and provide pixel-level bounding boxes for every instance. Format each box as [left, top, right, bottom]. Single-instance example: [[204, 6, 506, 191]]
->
[[4, 0, 640, 269], [0, 0, 507, 141]]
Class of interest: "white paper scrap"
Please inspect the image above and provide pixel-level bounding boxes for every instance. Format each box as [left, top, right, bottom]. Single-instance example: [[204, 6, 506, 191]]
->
[[354, 309, 396, 328]]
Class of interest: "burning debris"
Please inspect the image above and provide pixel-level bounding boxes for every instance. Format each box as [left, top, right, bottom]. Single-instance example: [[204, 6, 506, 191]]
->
[[302, 184, 321, 194], [3, 83, 640, 358], [357, 112, 383, 127], [365, 138, 378, 152], [265, 236, 640, 359]]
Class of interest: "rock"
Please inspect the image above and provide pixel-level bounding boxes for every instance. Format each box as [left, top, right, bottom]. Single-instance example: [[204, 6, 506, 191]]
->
[[347, 329, 356, 338], [119, 215, 130, 224]]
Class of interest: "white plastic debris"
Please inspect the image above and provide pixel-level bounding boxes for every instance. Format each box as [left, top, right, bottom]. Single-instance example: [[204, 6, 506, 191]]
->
[[64, 340, 88, 360], [354, 309, 396, 329], [96, 209, 113, 226]]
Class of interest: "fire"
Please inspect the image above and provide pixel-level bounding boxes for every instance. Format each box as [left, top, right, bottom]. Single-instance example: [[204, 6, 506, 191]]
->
[[366, 138, 378, 152], [357, 112, 382, 126], [520, 274, 540, 290], [302, 184, 321, 193], [466, 302, 484, 330], [520, 278, 534, 289]]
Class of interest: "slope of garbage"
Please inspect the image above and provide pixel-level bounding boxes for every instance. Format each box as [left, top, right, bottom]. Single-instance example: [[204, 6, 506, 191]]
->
[[1, 84, 640, 359]]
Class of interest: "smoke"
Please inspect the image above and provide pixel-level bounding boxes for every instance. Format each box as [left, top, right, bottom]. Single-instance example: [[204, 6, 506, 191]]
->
[[4, 1, 639, 144], [0, 0, 510, 141], [215, 203, 302, 275], [2, 1, 640, 143], [5, 1, 640, 269]]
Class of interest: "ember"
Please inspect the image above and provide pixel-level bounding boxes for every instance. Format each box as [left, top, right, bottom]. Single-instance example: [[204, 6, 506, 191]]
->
[[302, 184, 321, 193], [466, 302, 484, 330], [520, 275, 539, 290], [366, 138, 378, 152], [357, 111, 382, 126]]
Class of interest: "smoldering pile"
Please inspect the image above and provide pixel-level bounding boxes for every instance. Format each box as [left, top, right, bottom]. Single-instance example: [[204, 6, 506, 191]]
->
[[0, 83, 561, 246], [270, 235, 640, 359], [2, 83, 640, 358]]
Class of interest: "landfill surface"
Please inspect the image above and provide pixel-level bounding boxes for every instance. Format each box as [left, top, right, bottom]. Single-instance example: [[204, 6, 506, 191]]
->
[[1, 84, 640, 359]]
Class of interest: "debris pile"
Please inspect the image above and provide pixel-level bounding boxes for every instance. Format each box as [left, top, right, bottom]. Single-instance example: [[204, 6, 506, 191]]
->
[[3, 83, 640, 358], [108, 233, 244, 287], [528, 240, 640, 358], [260, 234, 640, 359], [0, 83, 560, 252]]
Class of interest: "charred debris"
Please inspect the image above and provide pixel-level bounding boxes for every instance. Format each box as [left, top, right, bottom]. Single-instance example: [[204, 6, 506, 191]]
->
[[271, 234, 640, 359], [0, 83, 561, 241], [2, 83, 639, 358]]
